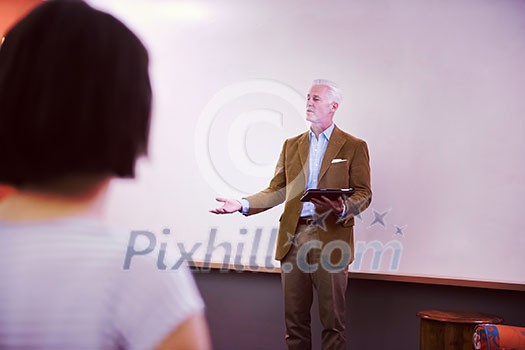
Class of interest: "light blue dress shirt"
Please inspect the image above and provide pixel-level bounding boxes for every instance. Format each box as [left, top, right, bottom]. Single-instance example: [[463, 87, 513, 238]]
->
[[300, 123, 335, 217]]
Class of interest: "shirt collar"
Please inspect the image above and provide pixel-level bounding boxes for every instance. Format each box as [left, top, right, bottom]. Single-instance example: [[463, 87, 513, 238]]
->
[[309, 123, 335, 142]]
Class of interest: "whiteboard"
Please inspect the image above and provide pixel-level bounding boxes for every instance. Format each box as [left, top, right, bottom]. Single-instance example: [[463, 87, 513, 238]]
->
[[89, 0, 525, 287]]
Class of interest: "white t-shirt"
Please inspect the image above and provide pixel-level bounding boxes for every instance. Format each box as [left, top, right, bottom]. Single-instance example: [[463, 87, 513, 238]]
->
[[0, 217, 205, 349]]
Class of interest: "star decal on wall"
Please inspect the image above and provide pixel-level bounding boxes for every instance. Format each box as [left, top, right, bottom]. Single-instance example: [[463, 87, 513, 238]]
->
[[393, 225, 407, 237], [368, 208, 390, 228]]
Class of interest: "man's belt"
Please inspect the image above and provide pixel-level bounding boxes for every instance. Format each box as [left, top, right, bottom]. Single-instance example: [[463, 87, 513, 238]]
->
[[297, 216, 314, 225]]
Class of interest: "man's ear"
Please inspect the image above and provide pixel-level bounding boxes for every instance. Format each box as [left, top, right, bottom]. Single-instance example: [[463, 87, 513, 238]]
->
[[332, 102, 339, 111]]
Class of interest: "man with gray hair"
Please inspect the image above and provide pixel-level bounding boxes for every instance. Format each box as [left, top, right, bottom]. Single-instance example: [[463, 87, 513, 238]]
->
[[211, 79, 372, 349]]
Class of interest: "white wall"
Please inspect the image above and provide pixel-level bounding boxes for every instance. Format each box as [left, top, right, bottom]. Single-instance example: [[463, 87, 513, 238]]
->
[[90, 0, 525, 286]]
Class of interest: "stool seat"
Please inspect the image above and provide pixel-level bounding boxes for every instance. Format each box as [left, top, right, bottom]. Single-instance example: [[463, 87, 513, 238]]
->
[[417, 310, 504, 350], [417, 310, 504, 324]]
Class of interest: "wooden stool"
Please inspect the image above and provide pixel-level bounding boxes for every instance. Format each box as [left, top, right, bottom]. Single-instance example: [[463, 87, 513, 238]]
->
[[417, 310, 504, 350]]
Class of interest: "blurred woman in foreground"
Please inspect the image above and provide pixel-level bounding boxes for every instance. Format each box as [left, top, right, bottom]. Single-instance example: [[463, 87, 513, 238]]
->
[[0, 1, 210, 349]]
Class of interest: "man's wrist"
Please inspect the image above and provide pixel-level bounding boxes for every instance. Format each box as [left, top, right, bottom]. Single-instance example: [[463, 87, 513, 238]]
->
[[337, 203, 346, 217], [239, 198, 250, 215]]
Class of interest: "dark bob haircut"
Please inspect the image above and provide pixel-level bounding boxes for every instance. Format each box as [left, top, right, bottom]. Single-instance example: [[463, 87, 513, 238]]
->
[[0, 0, 151, 187]]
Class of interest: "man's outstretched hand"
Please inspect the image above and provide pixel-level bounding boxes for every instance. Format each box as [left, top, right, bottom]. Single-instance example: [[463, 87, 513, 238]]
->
[[210, 197, 242, 214]]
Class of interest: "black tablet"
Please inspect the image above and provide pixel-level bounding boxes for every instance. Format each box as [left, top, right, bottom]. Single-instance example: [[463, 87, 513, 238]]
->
[[299, 188, 354, 202]]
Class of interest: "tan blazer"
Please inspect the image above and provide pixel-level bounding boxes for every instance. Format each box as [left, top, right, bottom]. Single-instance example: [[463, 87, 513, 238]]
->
[[245, 125, 372, 263]]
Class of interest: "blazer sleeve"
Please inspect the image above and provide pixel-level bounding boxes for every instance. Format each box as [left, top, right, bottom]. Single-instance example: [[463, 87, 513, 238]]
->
[[244, 140, 288, 215], [345, 139, 372, 219]]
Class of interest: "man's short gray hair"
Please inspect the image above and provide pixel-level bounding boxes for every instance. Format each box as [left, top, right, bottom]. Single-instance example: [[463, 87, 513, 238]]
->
[[312, 79, 342, 104]]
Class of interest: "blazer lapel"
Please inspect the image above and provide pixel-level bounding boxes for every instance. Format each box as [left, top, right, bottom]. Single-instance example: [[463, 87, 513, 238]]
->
[[298, 132, 310, 180], [318, 126, 346, 182]]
